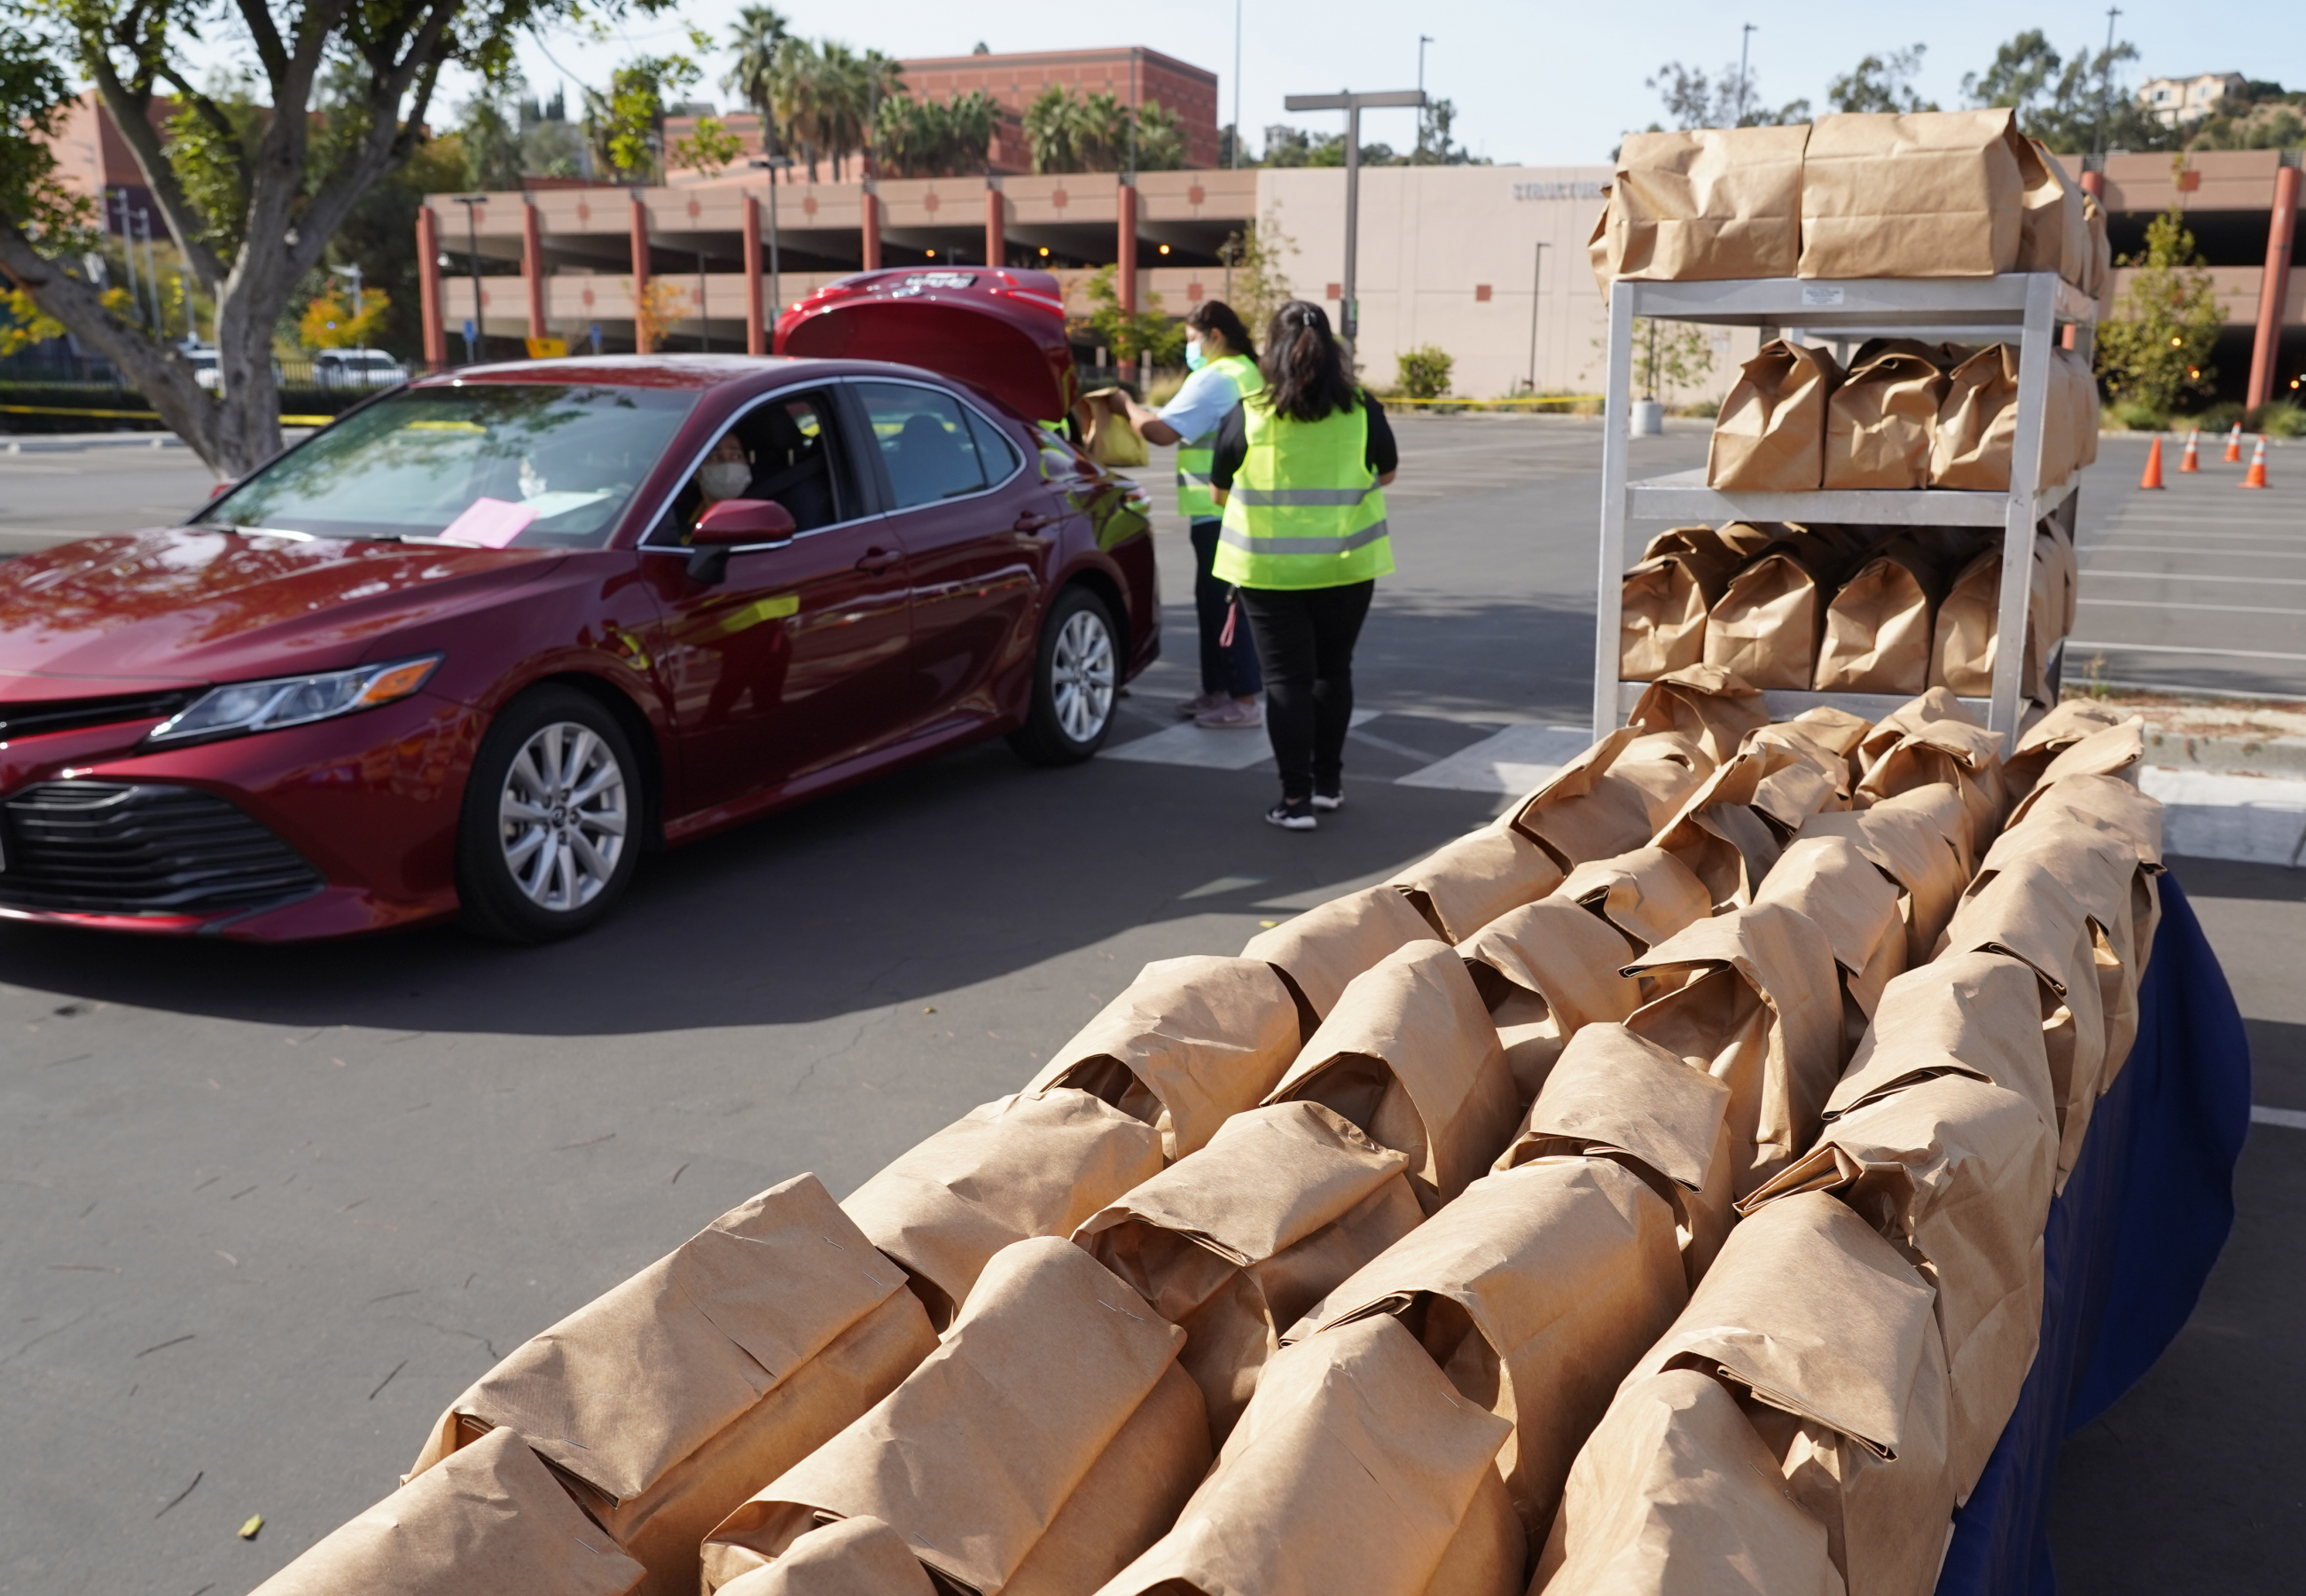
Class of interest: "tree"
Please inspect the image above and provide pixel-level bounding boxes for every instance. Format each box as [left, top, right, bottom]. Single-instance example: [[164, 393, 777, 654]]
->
[[1645, 61, 1809, 130], [874, 90, 997, 178], [583, 53, 701, 183], [0, 0, 671, 478], [631, 277, 687, 354], [1827, 45, 1935, 113], [723, 4, 789, 137], [1395, 346, 1453, 398], [1962, 30, 2173, 153], [459, 78, 526, 191], [298, 283, 391, 348], [1077, 263, 1183, 366], [2094, 189, 2223, 414], [1216, 210, 1297, 339], [1627, 318, 1715, 401], [1021, 86, 1174, 174], [672, 115, 744, 178]]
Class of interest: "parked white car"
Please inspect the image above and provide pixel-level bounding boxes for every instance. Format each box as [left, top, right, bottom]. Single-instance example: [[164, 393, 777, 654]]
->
[[314, 348, 409, 389]]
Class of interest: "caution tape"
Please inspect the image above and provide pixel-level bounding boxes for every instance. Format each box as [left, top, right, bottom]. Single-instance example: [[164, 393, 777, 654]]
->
[[0, 403, 336, 425], [1382, 395, 1606, 410]]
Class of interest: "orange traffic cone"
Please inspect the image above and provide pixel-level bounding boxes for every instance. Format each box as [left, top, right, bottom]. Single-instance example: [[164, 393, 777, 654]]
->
[[2140, 434, 2165, 489], [2179, 429, 2201, 472], [2224, 423, 2244, 463], [2241, 434, 2269, 489]]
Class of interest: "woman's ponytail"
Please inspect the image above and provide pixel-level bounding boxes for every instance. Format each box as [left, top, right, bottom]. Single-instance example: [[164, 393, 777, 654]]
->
[[1257, 300, 1358, 423]]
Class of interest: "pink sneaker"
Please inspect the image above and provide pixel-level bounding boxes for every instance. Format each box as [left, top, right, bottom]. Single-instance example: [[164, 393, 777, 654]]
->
[[1195, 698, 1264, 729], [1174, 691, 1226, 719]]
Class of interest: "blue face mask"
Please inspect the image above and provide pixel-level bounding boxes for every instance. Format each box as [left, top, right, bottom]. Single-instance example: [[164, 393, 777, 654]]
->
[[1184, 340, 1206, 372]]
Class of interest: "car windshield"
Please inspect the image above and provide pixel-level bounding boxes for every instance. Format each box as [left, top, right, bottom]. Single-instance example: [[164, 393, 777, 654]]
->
[[193, 382, 696, 549]]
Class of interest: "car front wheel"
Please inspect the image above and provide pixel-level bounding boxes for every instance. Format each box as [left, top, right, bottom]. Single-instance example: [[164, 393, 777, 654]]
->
[[1007, 585, 1121, 766], [457, 686, 642, 942]]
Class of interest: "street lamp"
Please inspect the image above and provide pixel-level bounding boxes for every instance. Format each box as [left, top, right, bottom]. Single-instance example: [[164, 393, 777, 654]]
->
[[453, 194, 487, 363], [1281, 88, 1426, 360], [1525, 241, 1547, 395], [747, 154, 795, 327], [329, 262, 364, 321]]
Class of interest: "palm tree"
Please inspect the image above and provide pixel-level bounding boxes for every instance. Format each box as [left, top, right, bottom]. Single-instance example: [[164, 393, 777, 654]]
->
[[769, 37, 824, 179], [724, 4, 791, 152], [1022, 85, 1075, 174]]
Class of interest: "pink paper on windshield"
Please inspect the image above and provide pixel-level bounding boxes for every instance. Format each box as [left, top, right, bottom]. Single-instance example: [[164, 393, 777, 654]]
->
[[438, 497, 536, 549]]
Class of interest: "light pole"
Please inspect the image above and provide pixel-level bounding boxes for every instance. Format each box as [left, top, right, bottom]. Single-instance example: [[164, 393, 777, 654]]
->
[[329, 262, 363, 320], [1738, 25, 1756, 123], [1231, 0, 1244, 168], [1282, 88, 1426, 362], [1525, 241, 1547, 394], [2093, 7, 2122, 157], [453, 194, 486, 363], [749, 155, 793, 325]]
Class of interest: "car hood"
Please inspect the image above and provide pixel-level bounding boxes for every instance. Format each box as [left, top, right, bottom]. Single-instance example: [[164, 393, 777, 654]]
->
[[0, 528, 567, 687]]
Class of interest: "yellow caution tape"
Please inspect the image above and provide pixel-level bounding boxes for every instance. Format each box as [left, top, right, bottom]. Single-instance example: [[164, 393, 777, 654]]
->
[[0, 403, 336, 425], [1381, 395, 1606, 410]]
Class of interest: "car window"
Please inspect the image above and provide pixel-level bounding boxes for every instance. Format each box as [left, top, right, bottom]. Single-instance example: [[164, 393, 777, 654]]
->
[[964, 405, 1022, 482], [650, 390, 854, 545], [856, 381, 992, 509], [194, 383, 697, 548]]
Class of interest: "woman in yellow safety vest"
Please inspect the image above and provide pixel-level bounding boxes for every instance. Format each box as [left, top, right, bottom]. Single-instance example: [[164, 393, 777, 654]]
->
[[1122, 301, 1267, 730], [1208, 300, 1398, 830]]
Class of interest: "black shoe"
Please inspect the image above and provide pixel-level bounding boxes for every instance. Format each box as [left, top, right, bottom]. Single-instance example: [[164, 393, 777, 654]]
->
[[1310, 788, 1344, 812], [1264, 798, 1318, 831]]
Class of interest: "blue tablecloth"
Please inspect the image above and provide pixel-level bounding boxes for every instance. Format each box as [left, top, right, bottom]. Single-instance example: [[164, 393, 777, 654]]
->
[[1935, 874, 2252, 1594]]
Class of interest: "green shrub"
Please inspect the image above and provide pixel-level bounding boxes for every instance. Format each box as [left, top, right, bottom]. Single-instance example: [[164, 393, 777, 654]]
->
[[2245, 401, 2306, 439], [2191, 399, 2246, 433], [2107, 397, 2169, 432], [1395, 345, 1454, 401]]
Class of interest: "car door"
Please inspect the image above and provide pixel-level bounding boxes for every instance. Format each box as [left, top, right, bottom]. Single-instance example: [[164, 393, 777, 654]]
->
[[637, 387, 912, 812], [850, 379, 1054, 734]]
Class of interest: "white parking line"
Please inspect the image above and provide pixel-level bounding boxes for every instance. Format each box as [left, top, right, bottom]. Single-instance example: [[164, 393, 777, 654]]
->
[[2080, 598, 2306, 616], [1394, 724, 1594, 794], [2084, 572, 2306, 586], [1106, 709, 1379, 771], [2068, 641, 2306, 662], [2253, 1106, 2306, 1131]]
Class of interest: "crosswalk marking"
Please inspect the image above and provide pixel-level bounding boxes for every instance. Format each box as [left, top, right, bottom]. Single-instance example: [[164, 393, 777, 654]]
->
[[1394, 724, 1594, 794], [1105, 709, 1380, 771]]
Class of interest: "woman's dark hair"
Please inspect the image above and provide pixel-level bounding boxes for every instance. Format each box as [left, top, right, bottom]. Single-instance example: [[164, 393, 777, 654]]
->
[[1257, 300, 1357, 423], [1184, 299, 1255, 362]]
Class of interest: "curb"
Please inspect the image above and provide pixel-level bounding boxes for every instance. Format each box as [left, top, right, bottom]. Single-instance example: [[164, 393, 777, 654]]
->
[[2143, 729, 2306, 779], [4, 434, 187, 454]]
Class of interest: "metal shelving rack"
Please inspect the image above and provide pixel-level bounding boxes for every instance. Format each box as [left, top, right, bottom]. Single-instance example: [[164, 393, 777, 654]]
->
[[1592, 272, 2099, 743]]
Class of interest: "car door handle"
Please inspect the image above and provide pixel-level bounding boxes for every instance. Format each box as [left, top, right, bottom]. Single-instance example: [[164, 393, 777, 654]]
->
[[854, 548, 903, 573], [1012, 512, 1058, 532]]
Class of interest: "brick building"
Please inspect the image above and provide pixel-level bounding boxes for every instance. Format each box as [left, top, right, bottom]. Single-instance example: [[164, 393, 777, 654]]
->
[[42, 91, 177, 239], [897, 47, 1222, 173]]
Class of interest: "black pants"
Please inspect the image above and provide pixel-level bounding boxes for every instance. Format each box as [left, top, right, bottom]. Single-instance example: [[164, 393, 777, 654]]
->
[[1189, 519, 1262, 696], [1239, 581, 1375, 800]]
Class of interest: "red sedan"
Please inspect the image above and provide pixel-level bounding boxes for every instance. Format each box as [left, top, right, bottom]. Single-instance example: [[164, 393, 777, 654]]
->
[[0, 270, 1159, 940]]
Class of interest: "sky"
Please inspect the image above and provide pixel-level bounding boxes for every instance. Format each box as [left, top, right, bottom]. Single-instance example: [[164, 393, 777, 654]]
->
[[460, 0, 2306, 167]]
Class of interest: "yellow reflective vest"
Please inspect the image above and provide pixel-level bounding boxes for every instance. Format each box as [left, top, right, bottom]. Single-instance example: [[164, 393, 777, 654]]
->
[[1213, 393, 1393, 590], [1174, 353, 1264, 520]]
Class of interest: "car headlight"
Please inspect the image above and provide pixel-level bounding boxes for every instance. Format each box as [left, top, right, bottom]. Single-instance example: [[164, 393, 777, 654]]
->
[[146, 655, 442, 745]]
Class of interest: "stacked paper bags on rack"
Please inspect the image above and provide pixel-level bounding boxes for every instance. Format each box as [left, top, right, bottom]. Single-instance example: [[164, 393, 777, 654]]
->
[[253, 675, 2169, 1596]]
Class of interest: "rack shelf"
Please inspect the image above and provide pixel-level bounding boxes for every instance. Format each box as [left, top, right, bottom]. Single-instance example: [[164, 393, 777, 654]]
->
[[1592, 271, 2096, 743]]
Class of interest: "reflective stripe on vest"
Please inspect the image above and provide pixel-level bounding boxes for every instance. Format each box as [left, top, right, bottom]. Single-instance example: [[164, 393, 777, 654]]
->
[[1174, 353, 1263, 521], [1213, 395, 1393, 590]]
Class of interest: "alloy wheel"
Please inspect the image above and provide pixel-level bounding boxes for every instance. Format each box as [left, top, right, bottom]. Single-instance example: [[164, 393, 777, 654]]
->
[[497, 721, 629, 911], [1051, 608, 1116, 744]]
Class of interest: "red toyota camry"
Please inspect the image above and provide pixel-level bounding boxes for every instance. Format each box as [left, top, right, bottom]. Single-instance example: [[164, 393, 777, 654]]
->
[[0, 270, 1159, 941]]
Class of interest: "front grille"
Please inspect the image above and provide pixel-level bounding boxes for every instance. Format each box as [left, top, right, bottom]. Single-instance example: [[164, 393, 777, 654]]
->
[[0, 781, 324, 915], [0, 690, 202, 741]]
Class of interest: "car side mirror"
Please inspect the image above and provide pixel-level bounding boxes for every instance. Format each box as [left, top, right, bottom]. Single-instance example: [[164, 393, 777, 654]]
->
[[687, 497, 797, 583]]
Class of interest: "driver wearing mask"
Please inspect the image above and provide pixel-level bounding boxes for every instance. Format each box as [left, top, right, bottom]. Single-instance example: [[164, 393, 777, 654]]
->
[[693, 434, 754, 514]]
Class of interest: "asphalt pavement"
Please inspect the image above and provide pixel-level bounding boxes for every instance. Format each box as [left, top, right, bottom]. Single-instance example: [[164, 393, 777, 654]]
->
[[0, 417, 2297, 1595]]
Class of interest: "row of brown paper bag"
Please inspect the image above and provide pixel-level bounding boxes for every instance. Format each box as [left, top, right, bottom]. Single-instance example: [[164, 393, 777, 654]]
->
[[1623, 520, 2075, 700], [1536, 722, 2161, 1596], [1708, 337, 2099, 493], [1591, 109, 2107, 289]]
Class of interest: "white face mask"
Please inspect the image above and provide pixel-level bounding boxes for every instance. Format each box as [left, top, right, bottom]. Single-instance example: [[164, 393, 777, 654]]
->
[[699, 461, 751, 500]]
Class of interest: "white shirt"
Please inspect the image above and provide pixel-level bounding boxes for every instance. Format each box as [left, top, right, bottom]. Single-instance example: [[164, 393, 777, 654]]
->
[[1158, 359, 1252, 446]]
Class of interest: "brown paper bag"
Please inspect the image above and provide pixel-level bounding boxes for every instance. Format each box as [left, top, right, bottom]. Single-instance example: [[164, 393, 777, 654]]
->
[[1292, 1157, 1686, 1536], [1753, 833, 1907, 1041], [1929, 344, 2021, 489], [1507, 727, 1706, 871], [255, 1427, 646, 1596], [1744, 1072, 2055, 1501], [1829, 951, 2060, 1136], [2004, 771, 2163, 864], [1964, 834, 2145, 1088], [704, 1239, 1207, 1596], [1389, 822, 1567, 943], [1929, 547, 2002, 697], [1592, 125, 1810, 282], [1075, 1100, 1423, 1440], [405, 1176, 936, 1596], [1796, 796, 1970, 964], [1627, 1191, 1954, 1596], [1815, 539, 1943, 693], [2002, 700, 2129, 802], [713, 1517, 936, 1596], [1704, 542, 1841, 691], [2046, 345, 2099, 478], [1242, 883, 1440, 1028], [1750, 716, 1865, 810], [1550, 845, 1716, 952], [1496, 1021, 1737, 1282], [1623, 903, 1845, 1200], [1622, 532, 1743, 681], [2015, 139, 2089, 289], [1025, 955, 1303, 1160], [1709, 340, 1843, 491], [1458, 896, 1643, 1099], [1532, 1368, 1843, 1596], [1422, 1467, 1527, 1596], [1083, 388, 1149, 468], [2082, 192, 2111, 299], [1649, 739, 1840, 908], [1098, 1313, 1518, 1596], [1855, 690, 2006, 864], [1825, 353, 1948, 490], [1799, 109, 2040, 278], [1626, 660, 1771, 764], [842, 1089, 1164, 1326], [1264, 939, 1521, 1214], [1855, 338, 1968, 373]]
